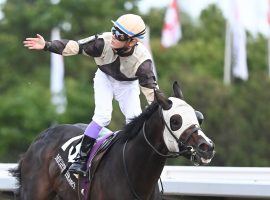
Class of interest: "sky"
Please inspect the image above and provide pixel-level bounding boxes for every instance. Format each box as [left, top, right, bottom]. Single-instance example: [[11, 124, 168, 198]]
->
[[138, 0, 270, 36]]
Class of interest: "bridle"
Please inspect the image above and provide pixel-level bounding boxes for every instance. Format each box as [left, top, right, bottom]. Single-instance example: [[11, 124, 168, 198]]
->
[[142, 106, 201, 158], [122, 106, 201, 199]]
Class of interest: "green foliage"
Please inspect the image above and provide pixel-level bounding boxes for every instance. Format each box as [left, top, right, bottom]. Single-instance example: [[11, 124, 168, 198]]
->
[[0, 79, 56, 161], [0, 1, 270, 167]]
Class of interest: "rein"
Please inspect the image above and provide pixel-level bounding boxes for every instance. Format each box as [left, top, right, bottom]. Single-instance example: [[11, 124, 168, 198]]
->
[[122, 139, 142, 200], [122, 106, 201, 199]]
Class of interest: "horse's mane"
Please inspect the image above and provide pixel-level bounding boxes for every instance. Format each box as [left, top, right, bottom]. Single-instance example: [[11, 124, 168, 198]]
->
[[119, 102, 159, 141]]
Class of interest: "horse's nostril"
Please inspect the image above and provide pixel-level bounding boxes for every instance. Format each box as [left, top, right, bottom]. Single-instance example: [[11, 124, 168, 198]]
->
[[198, 143, 209, 152], [198, 142, 215, 152]]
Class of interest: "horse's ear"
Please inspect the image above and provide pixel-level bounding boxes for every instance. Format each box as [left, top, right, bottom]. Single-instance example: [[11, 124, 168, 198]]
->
[[195, 110, 204, 125], [173, 81, 184, 99], [154, 89, 172, 110]]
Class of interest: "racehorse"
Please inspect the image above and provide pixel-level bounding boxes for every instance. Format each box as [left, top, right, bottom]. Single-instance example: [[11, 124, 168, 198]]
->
[[10, 81, 215, 200]]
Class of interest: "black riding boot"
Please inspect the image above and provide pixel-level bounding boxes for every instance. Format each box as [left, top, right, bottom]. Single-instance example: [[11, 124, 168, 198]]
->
[[68, 135, 96, 176]]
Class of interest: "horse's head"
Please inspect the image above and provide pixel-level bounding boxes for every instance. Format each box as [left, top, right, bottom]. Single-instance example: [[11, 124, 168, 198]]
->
[[154, 81, 215, 165]]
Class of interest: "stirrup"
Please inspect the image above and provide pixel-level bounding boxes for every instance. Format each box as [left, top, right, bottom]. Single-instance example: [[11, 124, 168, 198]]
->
[[68, 162, 87, 176]]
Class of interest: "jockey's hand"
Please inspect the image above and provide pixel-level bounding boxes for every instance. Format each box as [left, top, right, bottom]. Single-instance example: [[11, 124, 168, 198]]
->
[[23, 34, 46, 50]]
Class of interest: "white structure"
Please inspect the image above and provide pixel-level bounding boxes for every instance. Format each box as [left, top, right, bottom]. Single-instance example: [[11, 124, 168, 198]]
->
[[0, 164, 17, 192], [161, 166, 270, 198]]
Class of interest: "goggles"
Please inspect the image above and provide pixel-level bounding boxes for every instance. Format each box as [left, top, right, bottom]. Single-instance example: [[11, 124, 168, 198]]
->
[[111, 26, 130, 41]]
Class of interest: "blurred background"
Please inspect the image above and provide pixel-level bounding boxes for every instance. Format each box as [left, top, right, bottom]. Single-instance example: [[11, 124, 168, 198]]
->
[[0, 0, 270, 170]]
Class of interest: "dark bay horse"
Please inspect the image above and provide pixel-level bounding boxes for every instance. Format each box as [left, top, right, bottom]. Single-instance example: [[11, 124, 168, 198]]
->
[[11, 82, 215, 200]]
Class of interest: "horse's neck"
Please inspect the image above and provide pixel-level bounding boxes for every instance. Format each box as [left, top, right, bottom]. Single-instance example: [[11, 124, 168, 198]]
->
[[125, 111, 167, 195]]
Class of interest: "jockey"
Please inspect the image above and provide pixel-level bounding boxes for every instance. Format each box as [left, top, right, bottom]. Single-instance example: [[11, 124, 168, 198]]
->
[[23, 14, 158, 176]]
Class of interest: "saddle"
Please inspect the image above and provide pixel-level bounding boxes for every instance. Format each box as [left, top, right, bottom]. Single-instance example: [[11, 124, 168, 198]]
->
[[81, 130, 121, 198]]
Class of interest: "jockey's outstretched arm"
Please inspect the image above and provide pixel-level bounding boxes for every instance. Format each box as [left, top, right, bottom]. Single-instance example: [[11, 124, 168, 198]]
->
[[23, 34, 103, 58]]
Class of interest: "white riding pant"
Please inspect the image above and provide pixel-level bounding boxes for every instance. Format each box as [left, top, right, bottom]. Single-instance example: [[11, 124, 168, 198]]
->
[[92, 69, 142, 126]]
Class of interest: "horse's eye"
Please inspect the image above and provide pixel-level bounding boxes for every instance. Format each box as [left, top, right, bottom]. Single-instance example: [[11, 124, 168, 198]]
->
[[170, 114, 182, 131]]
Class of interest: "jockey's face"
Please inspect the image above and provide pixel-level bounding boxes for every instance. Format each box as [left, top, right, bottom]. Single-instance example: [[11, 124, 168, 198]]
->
[[110, 34, 127, 49]]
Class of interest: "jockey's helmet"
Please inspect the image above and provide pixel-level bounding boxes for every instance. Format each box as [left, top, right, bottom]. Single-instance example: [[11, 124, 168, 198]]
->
[[111, 14, 146, 41]]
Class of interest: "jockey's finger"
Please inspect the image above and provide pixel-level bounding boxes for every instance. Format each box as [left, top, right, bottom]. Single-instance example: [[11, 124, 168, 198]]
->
[[23, 41, 33, 45], [25, 38, 35, 41], [36, 34, 43, 39], [25, 38, 40, 42], [24, 43, 33, 47], [24, 43, 35, 48], [28, 46, 36, 50]]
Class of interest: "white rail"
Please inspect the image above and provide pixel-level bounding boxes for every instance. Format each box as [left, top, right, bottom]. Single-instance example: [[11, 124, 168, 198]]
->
[[1, 164, 270, 198], [0, 163, 17, 191], [160, 166, 270, 198]]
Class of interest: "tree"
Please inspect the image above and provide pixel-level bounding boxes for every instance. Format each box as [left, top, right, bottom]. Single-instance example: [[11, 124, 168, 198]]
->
[[1, 1, 270, 167], [0, 0, 138, 161]]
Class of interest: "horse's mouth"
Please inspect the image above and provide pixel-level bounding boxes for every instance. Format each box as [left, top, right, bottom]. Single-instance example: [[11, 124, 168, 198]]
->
[[200, 150, 215, 164], [192, 150, 215, 165], [200, 157, 212, 164]]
